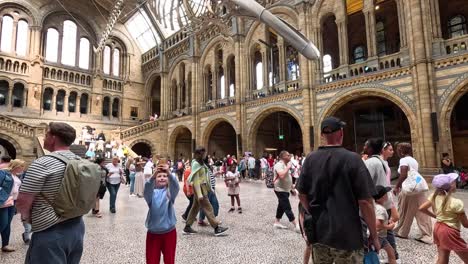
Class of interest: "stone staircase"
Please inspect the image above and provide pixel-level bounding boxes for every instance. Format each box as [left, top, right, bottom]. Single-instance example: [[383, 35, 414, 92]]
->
[[0, 114, 46, 138], [119, 120, 160, 141]]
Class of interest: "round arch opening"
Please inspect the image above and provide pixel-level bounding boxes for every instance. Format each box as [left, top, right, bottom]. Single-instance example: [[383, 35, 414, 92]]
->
[[450, 92, 468, 168], [254, 111, 303, 157], [332, 96, 411, 167], [173, 127, 192, 161], [0, 137, 17, 159], [131, 142, 152, 158], [207, 121, 236, 159]]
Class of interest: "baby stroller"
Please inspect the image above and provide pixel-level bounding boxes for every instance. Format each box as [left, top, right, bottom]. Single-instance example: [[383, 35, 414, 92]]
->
[[265, 168, 274, 188]]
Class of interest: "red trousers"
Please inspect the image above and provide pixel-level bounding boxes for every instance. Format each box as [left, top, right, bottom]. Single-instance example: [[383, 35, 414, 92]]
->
[[146, 229, 177, 264]]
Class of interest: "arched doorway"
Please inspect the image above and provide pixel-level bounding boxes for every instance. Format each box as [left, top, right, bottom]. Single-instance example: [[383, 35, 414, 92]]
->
[[151, 76, 161, 117], [172, 127, 192, 161], [254, 111, 303, 157], [450, 92, 468, 168], [207, 121, 236, 159], [131, 142, 152, 158], [333, 96, 411, 168], [0, 137, 17, 159]]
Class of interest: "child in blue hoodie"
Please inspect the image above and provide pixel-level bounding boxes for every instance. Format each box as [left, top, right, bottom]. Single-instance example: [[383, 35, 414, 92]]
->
[[144, 165, 180, 264]]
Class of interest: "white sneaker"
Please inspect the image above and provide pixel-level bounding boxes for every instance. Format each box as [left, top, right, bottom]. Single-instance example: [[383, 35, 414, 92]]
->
[[273, 223, 288, 229], [294, 224, 301, 233]]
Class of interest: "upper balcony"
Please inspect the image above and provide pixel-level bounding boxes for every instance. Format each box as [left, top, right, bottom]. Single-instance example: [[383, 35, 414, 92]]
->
[[43, 64, 92, 88], [0, 53, 29, 76]]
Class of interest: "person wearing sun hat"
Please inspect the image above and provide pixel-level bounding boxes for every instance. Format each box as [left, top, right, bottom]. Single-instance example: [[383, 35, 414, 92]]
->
[[419, 173, 468, 263]]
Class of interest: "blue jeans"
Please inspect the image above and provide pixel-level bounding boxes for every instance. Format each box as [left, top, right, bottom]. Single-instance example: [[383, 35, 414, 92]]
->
[[25, 217, 84, 264], [199, 190, 219, 221], [106, 182, 120, 210], [0, 205, 15, 247], [129, 172, 136, 194]]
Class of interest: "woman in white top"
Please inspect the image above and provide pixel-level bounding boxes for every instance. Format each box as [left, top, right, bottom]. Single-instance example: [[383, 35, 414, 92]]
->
[[106, 157, 124, 213], [393, 142, 433, 244]]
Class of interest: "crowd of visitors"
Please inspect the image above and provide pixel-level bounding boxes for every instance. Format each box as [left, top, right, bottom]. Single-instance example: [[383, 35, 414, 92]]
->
[[2, 118, 468, 264]]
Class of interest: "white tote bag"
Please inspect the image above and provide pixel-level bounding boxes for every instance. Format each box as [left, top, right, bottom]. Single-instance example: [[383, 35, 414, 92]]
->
[[401, 169, 429, 195]]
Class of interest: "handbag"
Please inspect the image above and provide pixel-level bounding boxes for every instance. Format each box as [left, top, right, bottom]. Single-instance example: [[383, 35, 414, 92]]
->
[[0, 195, 14, 208], [402, 169, 429, 195]]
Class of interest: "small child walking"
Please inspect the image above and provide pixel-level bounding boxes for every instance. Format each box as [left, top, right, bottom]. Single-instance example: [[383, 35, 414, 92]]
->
[[225, 164, 242, 214], [144, 164, 180, 264], [419, 173, 468, 264], [374, 185, 397, 264]]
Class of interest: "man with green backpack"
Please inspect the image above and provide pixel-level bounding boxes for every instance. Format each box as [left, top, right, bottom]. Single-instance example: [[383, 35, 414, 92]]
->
[[17, 122, 101, 264]]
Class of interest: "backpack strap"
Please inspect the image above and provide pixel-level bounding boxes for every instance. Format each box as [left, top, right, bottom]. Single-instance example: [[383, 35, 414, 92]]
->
[[371, 155, 387, 174]]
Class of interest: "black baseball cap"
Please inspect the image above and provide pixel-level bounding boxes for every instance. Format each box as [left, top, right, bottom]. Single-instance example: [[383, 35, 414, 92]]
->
[[321, 116, 346, 134], [373, 185, 392, 200]]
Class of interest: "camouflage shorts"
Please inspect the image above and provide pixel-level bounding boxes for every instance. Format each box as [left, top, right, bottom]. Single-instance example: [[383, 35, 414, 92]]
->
[[312, 243, 364, 264]]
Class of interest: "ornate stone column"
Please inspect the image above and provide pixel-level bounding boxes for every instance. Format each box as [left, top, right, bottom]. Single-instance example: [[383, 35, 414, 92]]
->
[[363, 7, 377, 58], [7, 83, 13, 111], [337, 20, 349, 65], [278, 37, 285, 83]]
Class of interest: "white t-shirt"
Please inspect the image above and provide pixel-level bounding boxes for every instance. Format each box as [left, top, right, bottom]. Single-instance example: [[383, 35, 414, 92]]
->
[[398, 156, 419, 174], [106, 163, 122, 185], [144, 161, 154, 175]]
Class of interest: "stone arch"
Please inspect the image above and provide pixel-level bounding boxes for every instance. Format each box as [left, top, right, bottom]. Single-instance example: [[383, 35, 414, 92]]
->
[[247, 103, 304, 154], [201, 116, 238, 147], [168, 125, 193, 160], [168, 56, 191, 75], [244, 7, 299, 47], [439, 74, 468, 156], [40, 11, 98, 41], [0, 133, 22, 159], [311, 0, 347, 26], [318, 86, 417, 152], [200, 36, 232, 66], [128, 138, 155, 157], [0, 1, 40, 26], [109, 28, 136, 55]]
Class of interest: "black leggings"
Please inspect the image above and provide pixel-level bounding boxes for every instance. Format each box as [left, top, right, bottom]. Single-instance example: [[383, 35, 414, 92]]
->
[[274, 191, 295, 222]]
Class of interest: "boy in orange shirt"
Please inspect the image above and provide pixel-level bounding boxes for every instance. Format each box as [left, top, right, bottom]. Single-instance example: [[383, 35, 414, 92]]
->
[[181, 163, 193, 221]]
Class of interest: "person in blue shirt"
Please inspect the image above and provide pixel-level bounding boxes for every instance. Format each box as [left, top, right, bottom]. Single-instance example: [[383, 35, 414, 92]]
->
[[144, 164, 180, 264]]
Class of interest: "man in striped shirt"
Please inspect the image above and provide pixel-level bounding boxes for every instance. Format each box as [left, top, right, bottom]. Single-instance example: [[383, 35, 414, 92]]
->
[[17, 122, 84, 264], [198, 157, 220, 226]]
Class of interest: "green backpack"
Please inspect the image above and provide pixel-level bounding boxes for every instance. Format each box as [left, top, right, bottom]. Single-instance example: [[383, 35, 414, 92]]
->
[[43, 153, 101, 220]]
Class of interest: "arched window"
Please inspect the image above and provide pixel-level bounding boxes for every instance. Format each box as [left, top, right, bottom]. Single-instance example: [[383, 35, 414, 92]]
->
[[16, 20, 29, 56], [112, 48, 120, 77], [1, 16, 13, 52], [80, 93, 88, 114], [45, 28, 59, 62], [449, 15, 467, 38], [376, 21, 386, 56], [43, 88, 53, 110], [353, 46, 366, 63], [56, 90, 65, 112], [112, 98, 119, 117], [103, 46, 111, 74], [102, 96, 110, 116], [228, 56, 235, 97], [220, 75, 225, 99], [68, 92, 77, 112], [0, 81, 8, 105], [323, 54, 332, 74], [286, 45, 300, 81], [61, 20, 77, 66], [12, 83, 24, 107], [255, 62, 263, 90], [79, 38, 90, 69]]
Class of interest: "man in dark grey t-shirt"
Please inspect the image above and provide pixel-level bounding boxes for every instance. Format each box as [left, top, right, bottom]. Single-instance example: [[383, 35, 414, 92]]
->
[[296, 116, 380, 264]]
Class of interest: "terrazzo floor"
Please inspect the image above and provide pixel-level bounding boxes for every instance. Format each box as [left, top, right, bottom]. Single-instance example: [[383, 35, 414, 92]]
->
[[2, 179, 468, 264]]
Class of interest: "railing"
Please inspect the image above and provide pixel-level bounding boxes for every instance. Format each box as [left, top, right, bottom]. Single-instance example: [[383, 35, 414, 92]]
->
[[445, 35, 468, 55], [43, 65, 92, 87], [120, 120, 160, 140], [0, 114, 45, 138], [164, 31, 189, 50], [103, 77, 123, 92], [200, 98, 236, 111], [322, 51, 403, 83], [251, 80, 301, 99], [0, 55, 29, 75], [142, 46, 160, 64]]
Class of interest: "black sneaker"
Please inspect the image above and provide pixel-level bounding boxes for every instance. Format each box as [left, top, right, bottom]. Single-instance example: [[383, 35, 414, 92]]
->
[[214, 226, 228, 236], [110, 208, 116, 214], [183, 226, 197, 235]]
